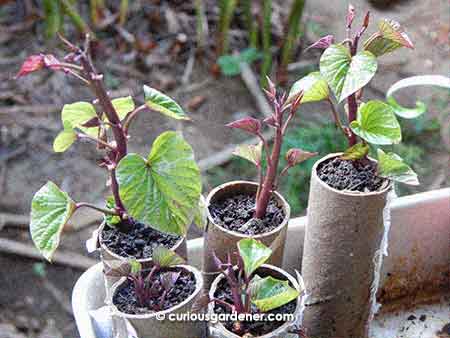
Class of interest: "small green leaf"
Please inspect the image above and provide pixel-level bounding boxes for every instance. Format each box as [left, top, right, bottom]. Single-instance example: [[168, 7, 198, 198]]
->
[[116, 131, 201, 235], [105, 196, 121, 225], [288, 72, 329, 104], [341, 143, 369, 160], [61, 101, 98, 137], [43, 0, 62, 38], [153, 246, 185, 267], [320, 44, 377, 102], [217, 55, 241, 76], [350, 100, 401, 145], [112, 96, 135, 120], [237, 238, 272, 278], [386, 75, 450, 119], [250, 276, 299, 312], [364, 19, 414, 57], [193, 195, 208, 230], [143, 85, 188, 120], [53, 129, 77, 152], [239, 48, 262, 64], [377, 149, 419, 185], [232, 142, 262, 166], [30, 182, 76, 261], [129, 259, 142, 274]]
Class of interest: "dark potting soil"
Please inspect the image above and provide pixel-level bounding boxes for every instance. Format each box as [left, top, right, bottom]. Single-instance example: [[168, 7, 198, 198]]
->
[[113, 267, 196, 314], [317, 157, 387, 192], [101, 220, 181, 259], [213, 276, 297, 336], [208, 194, 285, 235]]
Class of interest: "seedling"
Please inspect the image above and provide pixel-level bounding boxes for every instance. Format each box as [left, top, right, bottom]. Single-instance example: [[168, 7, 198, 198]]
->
[[289, 4, 420, 185], [211, 238, 300, 334], [124, 247, 186, 311], [17, 35, 201, 261], [227, 79, 317, 219]]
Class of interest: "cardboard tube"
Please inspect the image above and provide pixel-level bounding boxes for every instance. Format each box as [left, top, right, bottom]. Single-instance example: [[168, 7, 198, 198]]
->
[[110, 265, 205, 338], [208, 264, 305, 338], [203, 181, 290, 288], [301, 153, 391, 338]]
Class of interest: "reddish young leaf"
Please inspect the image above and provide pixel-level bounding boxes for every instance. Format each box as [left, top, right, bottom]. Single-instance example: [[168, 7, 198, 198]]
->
[[43, 54, 64, 70], [346, 4, 356, 28], [305, 35, 334, 51], [263, 115, 277, 127], [15, 55, 45, 78], [226, 117, 262, 135], [286, 148, 318, 167], [362, 11, 370, 29]]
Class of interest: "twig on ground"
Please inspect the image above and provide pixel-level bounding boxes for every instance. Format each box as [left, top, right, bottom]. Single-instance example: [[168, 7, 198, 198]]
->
[[181, 50, 195, 85], [239, 62, 273, 118], [0, 104, 60, 116], [0, 238, 96, 270], [0, 212, 29, 230]]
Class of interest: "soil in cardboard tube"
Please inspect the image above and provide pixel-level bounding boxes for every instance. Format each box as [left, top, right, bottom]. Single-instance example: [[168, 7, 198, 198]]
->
[[317, 157, 387, 192], [113, 267, 196, 314], [101, 220, 181, 259], [208, 194, 285, 235], [213, 276, 297, 336]]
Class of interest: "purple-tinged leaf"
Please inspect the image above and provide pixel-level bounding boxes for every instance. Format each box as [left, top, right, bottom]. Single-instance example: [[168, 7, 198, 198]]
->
[[305, 35, 334, 51], [346, 4, 356, 28], [286, 149, 318, 167], [161, 271, 181, 291], [362, 11, 370, 29], [212, 251, 223, 270], [15, 55, 45, 78], [226, 117, 261, 135]]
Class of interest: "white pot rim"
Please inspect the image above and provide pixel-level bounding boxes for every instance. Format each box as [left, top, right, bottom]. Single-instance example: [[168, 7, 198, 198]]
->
[[206, 181, 291, 238]]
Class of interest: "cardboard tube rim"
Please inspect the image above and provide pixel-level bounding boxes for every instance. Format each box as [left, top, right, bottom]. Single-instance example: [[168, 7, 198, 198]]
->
[[98, 220, 186, 263], [208, 264, 303, 338], [110, 264, 203, 319], [205, 181, 291, 239], [312, 153, 392, 197]]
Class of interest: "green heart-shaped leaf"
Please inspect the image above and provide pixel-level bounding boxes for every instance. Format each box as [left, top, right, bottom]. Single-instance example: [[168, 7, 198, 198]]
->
[[30, 182, 76, 261], [350, 100, 401, 145], [250, 276, 299, 312], [144, 86, 189, 120], [153, 246, 185, 267], [377, 149, 419, 185], [116, 131, 201, 235], [341, 143, 369, 160], [112, 96, 135, 120], [53, 129, 77, 152], [61, 101, 98, 137], [237, 238, 272, 278], [364, 19, 414, 57], [320, 44, 377, 102], [288, 72, 329, 104]]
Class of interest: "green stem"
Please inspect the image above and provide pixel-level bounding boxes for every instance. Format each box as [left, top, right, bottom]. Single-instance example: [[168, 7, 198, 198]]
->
[[260, 0, 272, 86], [59, 0, 95, 39], [76, 202, 118, 215], [217, 0, 238, 56], [280, 0, 305, 71], [242, 0, 258, 48]]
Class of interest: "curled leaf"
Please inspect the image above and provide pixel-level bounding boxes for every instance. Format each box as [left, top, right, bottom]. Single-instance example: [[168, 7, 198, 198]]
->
[[232, 142, 263, 166], [15, 55, 45, 78], [304, 35, 334, 51], [286, 148, 318, 167], [377, 149, 419, 185], [341, 143, 369, 160], [364, 19, 414, 57], [226, 117, 262, 135]]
